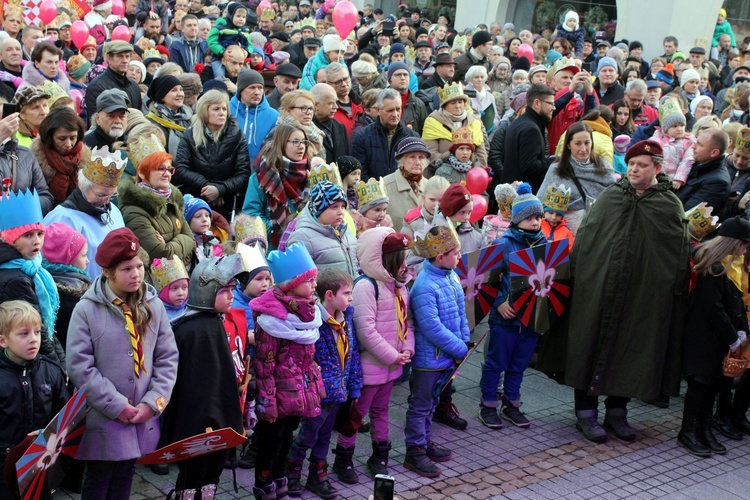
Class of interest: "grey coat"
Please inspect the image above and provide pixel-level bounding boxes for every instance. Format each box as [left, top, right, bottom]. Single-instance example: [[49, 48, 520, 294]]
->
[[286, 204, 358, 278], [0, 141, 54, 214], [536, 160, 616, 212], [66, 277, 179, 461]]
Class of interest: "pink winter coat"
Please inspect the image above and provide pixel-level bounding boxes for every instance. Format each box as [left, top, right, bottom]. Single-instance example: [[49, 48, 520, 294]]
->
[[652, 128, 696, 184], [353, 227, 416, 386]]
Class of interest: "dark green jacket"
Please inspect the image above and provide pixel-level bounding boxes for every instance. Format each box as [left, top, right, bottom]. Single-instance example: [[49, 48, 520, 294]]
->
[[537, 173, 690, 400], [117, 175, 195, 265]]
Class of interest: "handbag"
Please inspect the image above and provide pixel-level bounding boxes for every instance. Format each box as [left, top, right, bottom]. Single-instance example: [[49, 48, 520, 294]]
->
[[722, 348, 749, 378]]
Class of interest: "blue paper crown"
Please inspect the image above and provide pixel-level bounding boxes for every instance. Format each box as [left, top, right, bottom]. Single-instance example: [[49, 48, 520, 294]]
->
[[0, 189, 43, 232], [266, 242, 316, 284]]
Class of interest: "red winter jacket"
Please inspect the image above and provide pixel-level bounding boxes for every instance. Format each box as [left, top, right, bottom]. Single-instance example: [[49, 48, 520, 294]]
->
[[547, 87, 599, 155]]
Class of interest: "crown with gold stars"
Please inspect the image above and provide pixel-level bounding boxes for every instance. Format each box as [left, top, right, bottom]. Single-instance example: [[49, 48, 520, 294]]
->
[[234, 214, 268, 250], [309, 162, 342, 188], [735, 127, 750, 154], [128, 134, 166, 169], [354, 177, 388, 210], [299, 17, 316, 30], [543, 184, 571, 215], [437, 81, 467, 107], [150, 255, 189, 292], [260, 8, 275, 21], [82, 146, 127, 187], [405, 45, 416, 62], [412, 220, 460, 259], [380, 44, 391, 58], [685, 202, 719, 241]]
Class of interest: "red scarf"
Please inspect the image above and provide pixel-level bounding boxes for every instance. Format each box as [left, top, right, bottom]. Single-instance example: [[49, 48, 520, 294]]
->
[[43, 142, 84, 203], [273, 286, 317, 322], [257, 158, 309, 242]]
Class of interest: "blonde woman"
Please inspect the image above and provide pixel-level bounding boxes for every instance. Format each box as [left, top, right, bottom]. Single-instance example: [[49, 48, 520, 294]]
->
[[173, 90, 251, 220], [277, 89, 324, 157]]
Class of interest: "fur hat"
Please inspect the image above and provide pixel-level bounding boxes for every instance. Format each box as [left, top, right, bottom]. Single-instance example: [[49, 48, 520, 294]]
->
[[511, 183, 543, 225]]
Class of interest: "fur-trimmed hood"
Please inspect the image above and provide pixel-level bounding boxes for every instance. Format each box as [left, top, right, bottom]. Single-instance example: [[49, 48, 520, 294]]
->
[[19, 61, 71, 94], [30, 138, 91, 185], [116, 174, 186, 218]]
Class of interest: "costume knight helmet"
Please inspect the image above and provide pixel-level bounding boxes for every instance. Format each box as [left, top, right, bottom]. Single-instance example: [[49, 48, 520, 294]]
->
[[187, 254, 250, 310]]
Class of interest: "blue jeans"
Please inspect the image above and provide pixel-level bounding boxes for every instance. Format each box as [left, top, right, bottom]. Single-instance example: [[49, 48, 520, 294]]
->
[[81, 459, 136, 500], [404, 369, 444, 448], [288, 401, 340, 462], [480, 324, 539, 404], [211, 59, 226, 80]]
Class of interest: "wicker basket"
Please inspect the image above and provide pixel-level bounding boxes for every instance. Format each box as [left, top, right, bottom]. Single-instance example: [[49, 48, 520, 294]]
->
[[723, 349, 749, 378]]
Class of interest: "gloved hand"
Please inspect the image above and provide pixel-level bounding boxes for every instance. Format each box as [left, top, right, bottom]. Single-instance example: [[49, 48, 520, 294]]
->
[[0, 71, 22, 88], [730, 331, 746, 352]]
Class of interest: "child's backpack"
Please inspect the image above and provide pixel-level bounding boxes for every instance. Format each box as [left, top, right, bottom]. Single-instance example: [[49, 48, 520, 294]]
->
[[354, 275, 378, 301]]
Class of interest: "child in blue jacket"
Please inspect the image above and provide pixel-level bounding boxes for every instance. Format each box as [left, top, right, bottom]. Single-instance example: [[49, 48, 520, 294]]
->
[[405, 223, 469, 478], [480, 183, 547, 430]]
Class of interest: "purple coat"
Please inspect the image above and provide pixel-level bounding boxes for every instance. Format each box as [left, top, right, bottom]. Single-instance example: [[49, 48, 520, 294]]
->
[[66, 277, 179, 461]]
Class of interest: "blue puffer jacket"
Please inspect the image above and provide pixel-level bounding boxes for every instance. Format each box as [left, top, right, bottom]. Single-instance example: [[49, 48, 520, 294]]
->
[[231, 94, 279, 164], [315, 304, 363, 403], [410, 259, 470, 370], [488, 225, 548, 327], [300, 49, 331, 90]]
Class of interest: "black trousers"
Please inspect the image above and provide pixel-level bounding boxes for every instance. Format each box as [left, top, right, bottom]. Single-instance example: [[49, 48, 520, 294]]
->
[[574, 389, 630, 412], [176, 450, 226, 492], [254, 416, 301, 486]]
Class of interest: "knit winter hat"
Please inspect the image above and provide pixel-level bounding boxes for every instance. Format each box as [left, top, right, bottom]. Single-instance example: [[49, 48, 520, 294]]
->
[[67, 54, 92, 80], [236, 69, 265, 96], [183, 194, 212, 224], [440, 184, 472, 217], [42, 223, 87, 266], [226, 2, 248, 21], [322, 34, 345, 53], [689, 95, 713, 116], [563, 11, 579, 32], [597, 56, 618, 74], [389, 43, 406, 58], [680, 68, 700, 87], [655, 63, 675, 85], [658, 98, 686, 132], [310, 180, 347, 218], [336, 155, 362, 180], [387, 61, 409, 82], [147, 75, 181, 104], [511, 183, 543, 225], [472, 30, 492, 49], [512, 56, 530, 72], [546, 49, 562, 66], [128, 60, 147, 83], [614, 134, 630, 155], [351, 59, 377, 78], [177, 72, 202, 99], [510, 92, 527, 112]]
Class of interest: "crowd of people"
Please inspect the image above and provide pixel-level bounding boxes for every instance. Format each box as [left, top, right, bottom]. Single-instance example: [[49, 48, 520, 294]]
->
[[1, 0, 750, 499]]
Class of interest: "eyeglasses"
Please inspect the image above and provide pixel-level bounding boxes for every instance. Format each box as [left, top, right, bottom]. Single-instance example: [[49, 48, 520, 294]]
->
[[290, 105, 314, 113], [329, 77, 351, 86], [156, 166, 175, 175], [288, 139, 310, 147], [539, 99, 555, 107], [392, 72, 409, 79]]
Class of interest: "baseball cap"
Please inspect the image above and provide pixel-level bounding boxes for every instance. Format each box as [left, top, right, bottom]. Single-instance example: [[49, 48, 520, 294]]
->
[[96, 89, 130, 113]]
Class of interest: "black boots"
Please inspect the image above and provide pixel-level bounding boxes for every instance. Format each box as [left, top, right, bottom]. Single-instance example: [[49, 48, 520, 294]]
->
[[700, 412, 727, 454], [403, 446, 441, 477], [366, 440, 391, 476], [331, 445, 358, 484], [677, 415, 712, 457], [433, 401, 468, 430], [286, 459, 303, 497], [603, 408, 636, 441], [305, 461, 338, 499]]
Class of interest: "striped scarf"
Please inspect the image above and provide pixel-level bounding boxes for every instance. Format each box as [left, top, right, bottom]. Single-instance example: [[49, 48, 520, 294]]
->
[[113, 298, 147, 377]]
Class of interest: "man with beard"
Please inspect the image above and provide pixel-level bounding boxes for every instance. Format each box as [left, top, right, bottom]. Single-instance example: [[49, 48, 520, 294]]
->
[[136, 13, 173, 48], [85, 41, 142, 127], [501, 84, 555, 192], [199, 45, 247, 95], [84, 90, 129, 150]]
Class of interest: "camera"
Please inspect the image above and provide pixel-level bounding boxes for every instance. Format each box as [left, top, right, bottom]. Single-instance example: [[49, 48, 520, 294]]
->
[[373, 474, 395, 500]]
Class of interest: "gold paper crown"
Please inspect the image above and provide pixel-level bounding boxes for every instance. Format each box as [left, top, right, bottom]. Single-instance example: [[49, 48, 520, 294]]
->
[[451, 126, 473, 145], [412, 220, 460, 259], [309, 163, 342, 188], [260, 8, 275, 21], [237, 242, 269, 274], [544, 184, 571, 214], [82, 146, 127, 187], [437, 81, 466, 106], [354, 177, 388, 209], [685, 202, 719, 241], [405, 46, 416, 62], [41, 80, 68, 106], [142, 48, 164, 62], [452, 34, 467, 51], [735, 127, 750, 154], [46, 18, 59, 29], [658, 98, 681, 123], [150, 255, 189, 292], [494, 184, 516, 220], [299, 17, 316, 29], [234, 214, 268, 249], [128, 134, 166, 169]]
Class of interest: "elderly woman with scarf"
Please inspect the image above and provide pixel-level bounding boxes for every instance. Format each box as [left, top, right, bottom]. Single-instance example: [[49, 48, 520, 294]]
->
[[421, 83, 488, 177], [276, 89, 324, 159], [146, 75, 194, 156], [31, 107, 90, 207], [383, 137, 430, 231], [243, 122, 312, 249]]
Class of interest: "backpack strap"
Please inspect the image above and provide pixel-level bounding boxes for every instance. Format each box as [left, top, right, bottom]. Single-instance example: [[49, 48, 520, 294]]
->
[[353, 275, 378, 301]]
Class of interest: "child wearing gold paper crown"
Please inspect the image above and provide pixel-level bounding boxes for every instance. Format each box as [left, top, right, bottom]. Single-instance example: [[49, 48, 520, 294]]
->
[[151, 255, 190, 323], [541, 184, 574, 250], [351, 178, 394, 236], [481, 183, 516, 247], [434, 127, 478, 185]]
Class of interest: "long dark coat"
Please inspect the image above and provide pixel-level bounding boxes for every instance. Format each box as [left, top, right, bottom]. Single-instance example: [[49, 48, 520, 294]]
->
[[537, 173, 690, 400]]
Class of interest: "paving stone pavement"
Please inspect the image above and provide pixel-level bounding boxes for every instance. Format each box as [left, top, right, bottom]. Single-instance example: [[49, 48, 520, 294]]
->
[[53, 327, 750, 499]]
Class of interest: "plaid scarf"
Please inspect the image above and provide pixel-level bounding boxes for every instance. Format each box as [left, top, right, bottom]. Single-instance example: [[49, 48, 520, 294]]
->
[[257, 158, 308, 240]]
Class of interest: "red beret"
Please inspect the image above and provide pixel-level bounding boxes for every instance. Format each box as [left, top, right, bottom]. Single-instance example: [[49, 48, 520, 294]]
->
[[625, 140, 664, 164], [383, 232, 412, 254], [440, 184, 472, 217], [96, 227, 141, 269]]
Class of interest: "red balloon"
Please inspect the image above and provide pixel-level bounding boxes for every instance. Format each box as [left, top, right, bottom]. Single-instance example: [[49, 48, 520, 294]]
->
[[111, 25, 131, 42], [465, 167, 489, 195], [518, 43, 534, 64], [332, 0, 358, 39], [469, 194, 488, 223], [39, 0, 58, 25], [111, 0, 125, 16], [70, 21, 90, 49]]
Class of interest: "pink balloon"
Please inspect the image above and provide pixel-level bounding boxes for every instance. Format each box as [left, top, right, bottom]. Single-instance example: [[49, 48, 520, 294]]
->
[[111, 25, 131, 42], [518, 43, 534, 64], [257, 0, 272, 15], [324, 0, 335, 8], [70, 21, 90, 49], [469, 194, 488, 224], [332, 0, 357, 39], [111, 0, 125, 16], [39, 0, 58, 25]]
